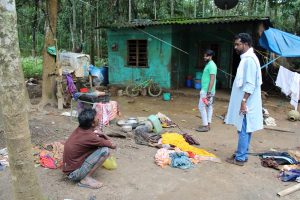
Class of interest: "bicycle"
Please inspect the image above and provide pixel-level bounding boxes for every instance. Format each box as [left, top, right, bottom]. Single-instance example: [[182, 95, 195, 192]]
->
[[125, 78, 162, 97]]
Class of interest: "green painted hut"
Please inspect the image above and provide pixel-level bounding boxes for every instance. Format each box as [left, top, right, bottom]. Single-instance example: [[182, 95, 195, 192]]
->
[[102, 16, 270, 89]]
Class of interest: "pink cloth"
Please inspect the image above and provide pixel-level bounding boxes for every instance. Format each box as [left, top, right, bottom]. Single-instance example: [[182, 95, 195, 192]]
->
[[93, 101, 120, 127]]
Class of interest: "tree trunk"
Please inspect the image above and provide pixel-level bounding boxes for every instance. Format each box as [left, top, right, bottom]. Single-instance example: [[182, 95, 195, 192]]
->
[[0, 1, 45, 199], [90, 0, 96, 65], [264, 0, 269, 16], [32, 0, 39, 57], [71, 0, 77, 52], [154, 0, 157, 19], [129, 0, 132, 22], [194, 0, 197, 18], [96, 1, 100, 58], [171, 0, 174, 18], [202, 0, 205, 17], [41, 0, 58, 107]]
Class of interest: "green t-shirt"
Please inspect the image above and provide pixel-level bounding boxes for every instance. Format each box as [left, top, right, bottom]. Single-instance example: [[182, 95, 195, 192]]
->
[[201, 60, 217, 93]]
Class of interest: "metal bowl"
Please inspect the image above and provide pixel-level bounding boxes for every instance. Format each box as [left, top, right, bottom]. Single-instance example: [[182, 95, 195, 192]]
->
[[122, 125, 132, 132], [117, 119, 126, 126]]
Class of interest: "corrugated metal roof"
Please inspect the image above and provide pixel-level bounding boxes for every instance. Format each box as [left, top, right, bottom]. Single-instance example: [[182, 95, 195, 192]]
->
[[98, 16, 269, 29]]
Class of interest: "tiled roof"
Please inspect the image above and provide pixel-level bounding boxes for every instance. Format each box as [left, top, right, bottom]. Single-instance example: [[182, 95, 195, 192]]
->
[[98, 16, 270, 29]]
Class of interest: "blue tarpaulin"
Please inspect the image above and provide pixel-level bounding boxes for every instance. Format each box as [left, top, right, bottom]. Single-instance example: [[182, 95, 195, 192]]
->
[[259, 28, 300, 57]]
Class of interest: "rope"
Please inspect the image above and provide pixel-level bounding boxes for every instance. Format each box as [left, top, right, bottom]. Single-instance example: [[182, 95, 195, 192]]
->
[[135, 28, 189, 55]]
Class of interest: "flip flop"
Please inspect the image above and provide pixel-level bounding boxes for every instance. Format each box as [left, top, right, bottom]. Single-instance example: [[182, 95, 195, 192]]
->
[[77, 182, 103, 189]]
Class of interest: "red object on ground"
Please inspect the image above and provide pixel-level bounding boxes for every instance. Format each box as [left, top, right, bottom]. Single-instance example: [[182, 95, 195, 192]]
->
[[80, 88, 88, 93], [187, 151, 196, 158]]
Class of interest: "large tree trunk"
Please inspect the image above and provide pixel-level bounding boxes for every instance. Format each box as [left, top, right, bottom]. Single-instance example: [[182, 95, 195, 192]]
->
[[0, 1, 45, 199], [41, 0, 58, 107]]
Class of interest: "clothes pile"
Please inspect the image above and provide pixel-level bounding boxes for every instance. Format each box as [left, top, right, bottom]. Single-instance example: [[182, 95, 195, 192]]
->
[[154, 132, 220, 169], [33, 141, 65, 169], [0, 148, 9, 171], [262, 108, 276, 126], [259, 150, 300, 182]]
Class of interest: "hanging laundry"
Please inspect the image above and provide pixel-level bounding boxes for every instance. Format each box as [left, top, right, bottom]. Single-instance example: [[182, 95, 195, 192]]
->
[[276, 66, 300, 110]]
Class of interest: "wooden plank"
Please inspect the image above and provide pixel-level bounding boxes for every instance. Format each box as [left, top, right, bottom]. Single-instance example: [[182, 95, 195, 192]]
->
[[277, 184, 300, 197], [264, 126, 295, 133]]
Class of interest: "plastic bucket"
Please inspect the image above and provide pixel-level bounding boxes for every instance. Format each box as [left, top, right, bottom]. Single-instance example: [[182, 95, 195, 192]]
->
[[100, 66, 109, 86], [163, 93, 171, 101], [80, 88, 88, 93], [185, 79, 193, 88], [194, 82, 201, 90]]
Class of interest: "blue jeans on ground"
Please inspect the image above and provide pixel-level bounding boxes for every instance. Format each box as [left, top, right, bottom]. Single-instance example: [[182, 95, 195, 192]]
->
[[235, 116, 252, 162]]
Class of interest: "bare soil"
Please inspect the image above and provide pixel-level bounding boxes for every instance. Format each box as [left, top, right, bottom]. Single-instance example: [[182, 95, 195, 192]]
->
[[0, 93, 300, 200]]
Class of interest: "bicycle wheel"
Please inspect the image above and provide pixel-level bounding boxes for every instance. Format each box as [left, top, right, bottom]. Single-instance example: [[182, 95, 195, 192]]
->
[[148, 83, 162, 97], [126, 84, 140, 97]]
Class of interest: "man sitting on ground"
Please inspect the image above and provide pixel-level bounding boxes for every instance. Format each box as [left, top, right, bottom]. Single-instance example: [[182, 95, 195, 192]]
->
[[62, 108, 116, 189]]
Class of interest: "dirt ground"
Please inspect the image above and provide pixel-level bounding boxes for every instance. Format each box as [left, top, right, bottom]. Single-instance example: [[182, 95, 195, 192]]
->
[[0, 91, 300, 200]]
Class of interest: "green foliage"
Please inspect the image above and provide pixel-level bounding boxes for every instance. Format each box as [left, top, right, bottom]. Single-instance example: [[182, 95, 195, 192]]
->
[[15, 0, 300, 60], [21, 57, 43, 79], [94, 57, 108, 67]]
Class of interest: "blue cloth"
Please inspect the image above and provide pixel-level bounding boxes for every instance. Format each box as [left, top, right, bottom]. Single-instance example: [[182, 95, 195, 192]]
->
[[259, 28, 300, 57], [169, 152, 193, 169], [225, 52, 263, 132], [280, 169, 300, 182], [235, 116, 252, 162]]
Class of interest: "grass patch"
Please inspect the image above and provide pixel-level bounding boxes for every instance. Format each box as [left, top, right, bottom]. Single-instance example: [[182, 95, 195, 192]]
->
[[21, 57, 43, 79]]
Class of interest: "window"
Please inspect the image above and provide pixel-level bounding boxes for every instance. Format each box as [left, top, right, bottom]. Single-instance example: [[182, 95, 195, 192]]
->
[[127, 40, 148, 67]]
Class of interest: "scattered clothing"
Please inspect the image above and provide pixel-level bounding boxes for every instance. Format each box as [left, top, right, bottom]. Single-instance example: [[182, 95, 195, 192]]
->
[[156, 112, 176, 128], [170, 152, 193, 169], [264, 117, 277, 126], [0, 148, 9, 168], [280, 169, 300, 182], [161, 133, 216, 158], [134, 125, 161, 146], [259, 152, 298, 165], [182, 133, 200, 145], [261, 158, 279, 170], [154, 148, 175, 168], [36, 141, 65, 169]]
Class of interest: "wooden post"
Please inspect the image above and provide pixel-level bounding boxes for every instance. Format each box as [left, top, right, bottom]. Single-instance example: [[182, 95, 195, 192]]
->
[[277, 184, 300, 197]]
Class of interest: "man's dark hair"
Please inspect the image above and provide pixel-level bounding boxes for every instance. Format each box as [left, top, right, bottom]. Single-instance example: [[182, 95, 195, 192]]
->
[[205, 49, 215, 57], [234, 33, 253, 47], [78, 108, 97, 129]]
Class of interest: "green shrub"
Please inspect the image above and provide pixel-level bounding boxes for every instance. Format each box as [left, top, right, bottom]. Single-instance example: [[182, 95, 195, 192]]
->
[[21, 57, 43, 79]]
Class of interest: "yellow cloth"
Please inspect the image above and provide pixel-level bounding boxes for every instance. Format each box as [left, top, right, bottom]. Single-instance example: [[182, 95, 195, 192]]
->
[[162, 133, 216, 158]]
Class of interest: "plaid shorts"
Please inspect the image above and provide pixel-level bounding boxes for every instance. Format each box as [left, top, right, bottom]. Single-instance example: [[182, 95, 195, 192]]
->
[[68, 147, 109, 181]]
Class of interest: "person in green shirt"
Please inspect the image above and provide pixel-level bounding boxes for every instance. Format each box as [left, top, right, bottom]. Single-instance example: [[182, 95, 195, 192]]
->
[[196, 49, 217, 132]]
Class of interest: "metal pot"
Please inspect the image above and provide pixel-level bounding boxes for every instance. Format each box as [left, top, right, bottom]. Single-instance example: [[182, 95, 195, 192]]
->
[[122, 125, 132, 132]]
